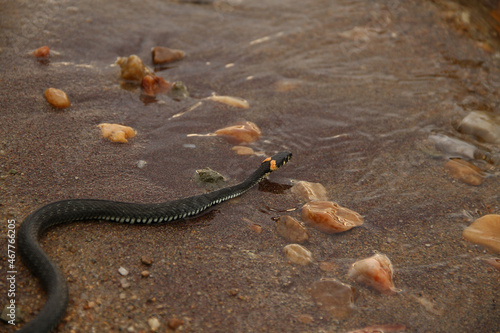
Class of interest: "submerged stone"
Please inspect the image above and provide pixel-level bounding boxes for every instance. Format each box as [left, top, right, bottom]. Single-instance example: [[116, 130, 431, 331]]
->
[[215, 121, 261, 144], [283, 244, 313, 265], [152, 46, 185, 64], [141, 75, 171, 96], [463, 214, 500, 253], [301, 201, 363, 234], [348, 253, 398, 294], [205, 94, 249, 109], [275, 215, 310, 243], [444, 158, 484, 186], [33, 46, 50, 57], [428, 134, 477, 159], [310, 278, 356, 319], [291, 180, 328, 202], [456, 111, 500, 143]]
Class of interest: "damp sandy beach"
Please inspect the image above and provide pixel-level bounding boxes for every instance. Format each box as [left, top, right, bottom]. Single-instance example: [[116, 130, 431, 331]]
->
[[1, 1, 500, 332]]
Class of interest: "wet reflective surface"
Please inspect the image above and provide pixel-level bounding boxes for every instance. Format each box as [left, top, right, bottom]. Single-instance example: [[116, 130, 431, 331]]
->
[[1, 0, 500, 332]]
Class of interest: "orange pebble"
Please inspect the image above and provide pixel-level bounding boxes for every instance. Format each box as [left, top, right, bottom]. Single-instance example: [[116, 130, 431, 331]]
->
[[34, 46, 50, 57], [215, 121, 261, 143]]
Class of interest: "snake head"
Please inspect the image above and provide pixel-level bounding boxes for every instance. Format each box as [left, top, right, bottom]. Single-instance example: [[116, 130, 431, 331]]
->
[[262, 151, 292, 171]]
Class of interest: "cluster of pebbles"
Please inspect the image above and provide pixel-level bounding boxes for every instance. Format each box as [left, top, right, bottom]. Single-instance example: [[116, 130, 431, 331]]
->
[[275, 180, 400, 323], [425, 111, 500, 267]]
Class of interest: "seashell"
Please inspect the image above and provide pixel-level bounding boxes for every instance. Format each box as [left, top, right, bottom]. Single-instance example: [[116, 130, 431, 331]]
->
[[283, 244, 313, 265], [456, 111, 500, 143], [348, 253, 398, 294], [44, 88, 71, 108], [444, 158, 484, 186], [141, 75, 171, 96], [215, 121, 261, 144], [301, 201, 363, 234], [205, 94, 249, 109], [310, 278, 356, 319], [33, 46, 50, 57], [275, 215, 310, 244], [291, 181, 328, 202], [116, 55, 152, 82], [463, 214, 500, 253], [97, 123, 137, 143], [152, 46, 185, 64]]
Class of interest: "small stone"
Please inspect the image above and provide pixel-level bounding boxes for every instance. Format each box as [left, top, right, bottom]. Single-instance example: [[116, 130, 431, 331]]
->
[[168, 81, 189, 100], [152, 46, 185, 64], [195, 167, 225, 184], [231, 146, 255, 155], [120, 278, 130, 289], [116, 55, 152, 82], [141, 74, 171, 96], [275, 215, 310, 243], [463, 214, 500, 253], [118, 266, 129, 276], [44, 88, 71, 108], [137, 160, 147, 169], [205, 94, 249, 109], [444, 158, 484, 186], [301, 201, 364, 234], [141, 256, 153, 266], [347, 324, 407, 333], [283, 244, 313, 265], [297, 314, 313, 324], [167, 317, 183, 330], [141, 270, 150, 278], [291, 181, 328, 202], [348, 253, 399, 294], [1, 304, 23, 323], [215, 121, 261, 144], [456, 111, 500, 144], [148, 317, 161, 331], [249, 223, 262, 234], [310, 278, 356, 319], [428, 134, 477, 159], [98, 123, 137, 143], [33, 46, 50, 57]]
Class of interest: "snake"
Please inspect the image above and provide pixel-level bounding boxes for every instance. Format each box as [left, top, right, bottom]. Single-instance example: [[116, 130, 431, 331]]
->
[[17, 151, 292, 333]]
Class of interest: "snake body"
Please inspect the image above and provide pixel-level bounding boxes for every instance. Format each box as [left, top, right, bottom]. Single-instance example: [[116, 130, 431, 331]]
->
[[17, 151, 292, 333]]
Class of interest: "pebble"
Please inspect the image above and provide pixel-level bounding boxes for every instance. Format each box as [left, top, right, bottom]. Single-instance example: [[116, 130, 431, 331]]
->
[[456, 111, 500, 143], [120, 278, 130, 289], [152, 46, 185, 64], [141, 256, 153, 266], [44, 88, 71, 108], [116, 55, 152, 82], [482, 257, 500, 271], [283, 244, 313, 265], [141, 270, 150, 278], [205, 94, 250, 109], [33, 46, 50, 57], [141, 74, 171, 96], [301, 201, 364, 234], [167, 317, 183, 330], [1, 304, 23, 324], [444, 158, 484, 186], [348, 253, 399, 294], [310, 278, 356, 319], [291, 181, 328, 202], [428, 134, 477, 159], [168, 81, 189, 100], [215, 121, 261, 143], [232, 146, 255, 155], [275, 215, 310, 243], [137, 160, 147, 169], [148, 317, 161, 331], [463, 214, 500, 253], [118, 266, 129, 276], [98, 123, 137, 143]]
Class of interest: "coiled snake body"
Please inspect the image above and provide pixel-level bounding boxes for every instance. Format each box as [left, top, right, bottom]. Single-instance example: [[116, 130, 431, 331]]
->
[[17, 151, 292, 333]]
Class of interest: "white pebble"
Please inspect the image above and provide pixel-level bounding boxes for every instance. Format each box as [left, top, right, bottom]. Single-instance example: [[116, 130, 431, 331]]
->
[[283, 244, 313, 265], [118, 266, 129, 276], [148, 317, 161, 331]]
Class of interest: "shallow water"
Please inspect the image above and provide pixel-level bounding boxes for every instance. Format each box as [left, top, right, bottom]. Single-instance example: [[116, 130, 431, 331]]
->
[[1, 0, 500, 332]]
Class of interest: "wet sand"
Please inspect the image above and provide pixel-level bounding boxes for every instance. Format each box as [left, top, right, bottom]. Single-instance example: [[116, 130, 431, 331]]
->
[[1, 0, 500, 332]]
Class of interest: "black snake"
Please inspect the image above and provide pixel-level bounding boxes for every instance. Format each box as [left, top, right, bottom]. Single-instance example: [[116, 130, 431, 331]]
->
[[17, 151, 292, 333]]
